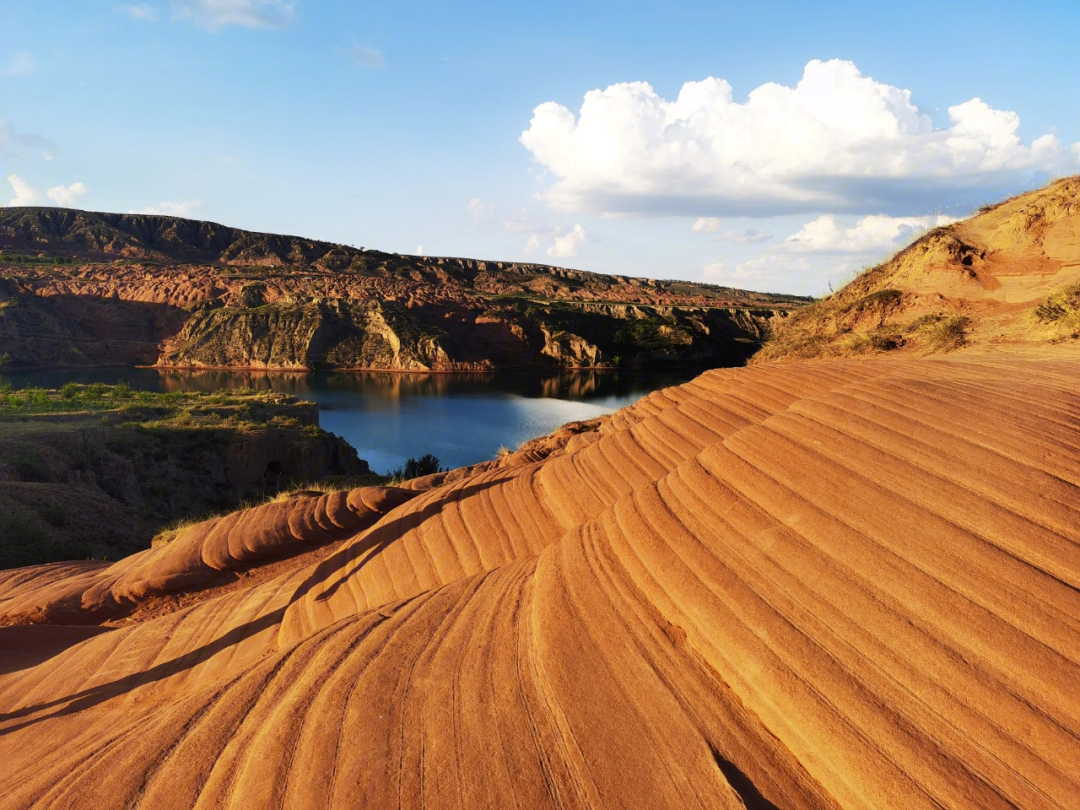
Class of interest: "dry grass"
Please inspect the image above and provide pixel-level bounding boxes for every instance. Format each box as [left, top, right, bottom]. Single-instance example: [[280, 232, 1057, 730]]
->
[[1033, 283, 1080, 340], [755, 308, 970, 363]]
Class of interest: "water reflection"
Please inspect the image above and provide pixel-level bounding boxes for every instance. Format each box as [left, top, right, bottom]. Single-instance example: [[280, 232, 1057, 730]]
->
[[1, 367, 696, 473]]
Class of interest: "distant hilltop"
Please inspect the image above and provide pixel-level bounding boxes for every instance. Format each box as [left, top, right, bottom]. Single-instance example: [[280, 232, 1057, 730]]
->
[[755, 175, 1080, 361], [0, 207, 808, 372]]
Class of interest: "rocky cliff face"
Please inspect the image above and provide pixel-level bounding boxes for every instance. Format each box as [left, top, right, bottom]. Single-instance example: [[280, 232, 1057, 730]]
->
[[0, 209, 812, 373], [0, 207, 806, 371], [156, 297, 783, 370], [0, 395, 368, 568]]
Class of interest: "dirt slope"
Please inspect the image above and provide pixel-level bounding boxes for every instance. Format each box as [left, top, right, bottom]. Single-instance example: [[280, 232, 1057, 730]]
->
[[756, 175, 1080, 361], [1, 354, 1077, 808]]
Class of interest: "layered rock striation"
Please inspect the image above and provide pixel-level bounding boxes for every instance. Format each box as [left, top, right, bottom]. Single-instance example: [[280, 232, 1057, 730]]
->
[[0, 208, 805, 371], [0, 355, 1077, 807]]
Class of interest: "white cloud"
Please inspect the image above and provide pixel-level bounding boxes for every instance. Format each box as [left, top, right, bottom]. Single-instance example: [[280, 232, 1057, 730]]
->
[[348, 44, 384, 68], [468, 197, 494, 223], [547, 224, 587, 258], [175, 0, 293, 30], [733, 254, 814, 282], [520, 59, 1074, 217], [691, 216, 721, 233], [118, 4, 156, 19], [46, 182, 89, 206], [524, 234, 541, 252], [784, 213, 957, 253], [702, 262, 726, 280], [723, 228, 771, 244], [415, 245, 424, 255], [0, 53, 36, 78], [137, 200, 203, 217], [5, 175, 40, 206]]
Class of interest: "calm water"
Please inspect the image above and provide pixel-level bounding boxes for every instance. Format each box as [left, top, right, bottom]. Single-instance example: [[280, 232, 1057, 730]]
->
[[0, 368, 695, 474]]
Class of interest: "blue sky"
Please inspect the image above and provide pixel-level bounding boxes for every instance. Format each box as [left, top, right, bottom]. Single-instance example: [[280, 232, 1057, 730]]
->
[[1, 1, 1077, 294]]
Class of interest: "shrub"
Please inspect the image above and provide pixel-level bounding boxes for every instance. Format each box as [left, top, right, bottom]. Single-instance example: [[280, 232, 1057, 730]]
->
[[388, 453, 443, 480], [922, 315, 970, 352], [38, 504, 68, 527], [0, 508, 50, 568], [61, 382, 80, 400]]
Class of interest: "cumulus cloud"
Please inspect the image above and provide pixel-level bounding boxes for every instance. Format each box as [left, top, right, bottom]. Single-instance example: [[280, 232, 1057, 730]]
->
[[415, 245, 424, 255], [0, 53, 36, 78], [691, 216, 721, 233], [175, 0, 293, 30], [521, 59, 1074, 217], [46, 182, 89, 206], [547, 224, 587, 258], [468, 197, 494, 223], [118, 4, 156, 19], [348, 44, 384, 68], [524, 234, 541, 252], [5, 175, 40, 206], [138, 200, 202, 217], [784, 213, 957, 253]]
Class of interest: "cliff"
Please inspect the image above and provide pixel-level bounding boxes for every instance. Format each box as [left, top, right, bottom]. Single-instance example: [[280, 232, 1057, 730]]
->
[[0, 207, 806, 370], [0, 385, 369, 568]]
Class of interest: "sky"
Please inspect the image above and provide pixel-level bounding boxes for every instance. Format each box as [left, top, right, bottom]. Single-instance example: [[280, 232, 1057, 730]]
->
[[0, 1, 1078, 295]]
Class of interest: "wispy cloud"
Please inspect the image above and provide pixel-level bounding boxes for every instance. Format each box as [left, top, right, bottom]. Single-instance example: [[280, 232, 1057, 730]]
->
[[348, 43, 385, 68], [722, 228, 771, 244], [118, 4, 157, 20], [174, 0, 294, 31], [467, 197, 494, 223], [0, 53, 36, 78], [136, 200, 203, 217], [0, 119, 56, 161]]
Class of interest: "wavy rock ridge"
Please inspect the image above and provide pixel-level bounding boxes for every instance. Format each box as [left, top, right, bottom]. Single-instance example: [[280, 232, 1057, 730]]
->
[[1, 354, 1078, 808]]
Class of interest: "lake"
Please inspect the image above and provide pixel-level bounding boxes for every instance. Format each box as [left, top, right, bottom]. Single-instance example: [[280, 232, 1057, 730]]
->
[[0, 368, 696, 474]]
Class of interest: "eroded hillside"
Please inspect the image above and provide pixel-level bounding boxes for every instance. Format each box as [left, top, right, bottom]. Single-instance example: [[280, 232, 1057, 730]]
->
[[754, 175, 1080, 362], [0, 208, 807, 371]]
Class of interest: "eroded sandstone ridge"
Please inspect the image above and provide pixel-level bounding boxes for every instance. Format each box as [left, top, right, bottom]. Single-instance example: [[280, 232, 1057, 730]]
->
[[0, 208, 806, 370], [1, 354, 1078, 808]]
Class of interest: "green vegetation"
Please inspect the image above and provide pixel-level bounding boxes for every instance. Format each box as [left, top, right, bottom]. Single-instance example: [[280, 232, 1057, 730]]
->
[[0, 382, 313, 429], [0, 383, 367, 569], [0, 253, 76, 266], [389, 454, 443, 481]]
